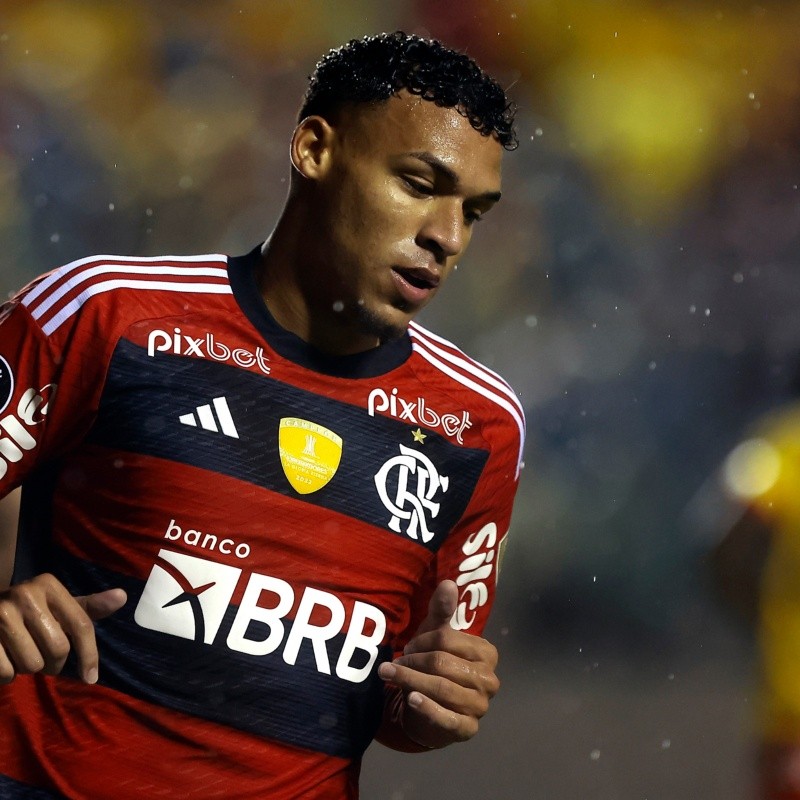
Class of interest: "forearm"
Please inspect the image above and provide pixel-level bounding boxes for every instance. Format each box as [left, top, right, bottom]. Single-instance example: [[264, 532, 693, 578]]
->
[[0, 488, 20, 589]]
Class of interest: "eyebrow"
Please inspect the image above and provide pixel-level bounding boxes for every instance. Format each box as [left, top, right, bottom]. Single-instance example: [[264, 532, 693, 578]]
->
[[406, 151, 502, 203]]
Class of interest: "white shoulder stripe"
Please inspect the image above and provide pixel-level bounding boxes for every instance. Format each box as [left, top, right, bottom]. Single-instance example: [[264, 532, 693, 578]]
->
[[28, 263, 229, 321], [23, 253, 227, 309], [41, 279, 233, 336], [408, 324, 525, 420], [411, 337, 525, 477]]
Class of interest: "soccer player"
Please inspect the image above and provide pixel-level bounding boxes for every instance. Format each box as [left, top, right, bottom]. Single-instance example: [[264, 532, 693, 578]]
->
[[714, 403, 800, 800], [0, 32, 524, 798]]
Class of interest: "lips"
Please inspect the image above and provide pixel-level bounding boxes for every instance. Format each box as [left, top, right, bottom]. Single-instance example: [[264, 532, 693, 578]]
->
[[391, 265, 440, 306]]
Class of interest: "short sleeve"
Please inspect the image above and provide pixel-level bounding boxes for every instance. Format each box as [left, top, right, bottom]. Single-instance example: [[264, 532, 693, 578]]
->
[[0, 283, 106, 498]]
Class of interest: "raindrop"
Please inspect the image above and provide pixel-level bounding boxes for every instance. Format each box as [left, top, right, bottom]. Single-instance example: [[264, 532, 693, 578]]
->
[[108, 203, 115, 211], [50, 233, 60, 243], [661, 739, 671, 749], [648, 361, 657, 370], [590, 750, 601, 761], [733, 272, 744, 283], [332, 300, 344, 312], [525, 315, 538, 327]]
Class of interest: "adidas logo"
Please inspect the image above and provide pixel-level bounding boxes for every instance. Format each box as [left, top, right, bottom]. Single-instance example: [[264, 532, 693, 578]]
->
[[179, 396, 239, 439]]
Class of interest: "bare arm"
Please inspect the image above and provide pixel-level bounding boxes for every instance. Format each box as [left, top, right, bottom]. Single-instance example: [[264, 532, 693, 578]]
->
[[0, 488, 20, 590]]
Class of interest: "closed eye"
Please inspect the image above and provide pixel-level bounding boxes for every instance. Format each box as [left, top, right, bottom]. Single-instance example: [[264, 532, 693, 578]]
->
[[465, 209, 484, 224], [402, 176, 435, 197]]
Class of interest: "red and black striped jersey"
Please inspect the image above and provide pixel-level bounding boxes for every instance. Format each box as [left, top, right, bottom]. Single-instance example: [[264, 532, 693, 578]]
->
[[0, 246, 524, 799]]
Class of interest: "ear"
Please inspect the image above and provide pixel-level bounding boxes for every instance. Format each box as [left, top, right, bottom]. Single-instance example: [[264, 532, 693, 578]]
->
[[290, 116, 336, 180]]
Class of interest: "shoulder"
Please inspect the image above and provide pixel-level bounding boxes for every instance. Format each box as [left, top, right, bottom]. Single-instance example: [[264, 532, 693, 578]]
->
[[19, 252, 232, 338], [407, 321, 526, 473]]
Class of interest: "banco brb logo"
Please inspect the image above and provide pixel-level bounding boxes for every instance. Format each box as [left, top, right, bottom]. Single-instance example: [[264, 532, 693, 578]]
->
[[135, 550, 241, 643], [374, 444, 449, 543], [135, 549, 387, 684]]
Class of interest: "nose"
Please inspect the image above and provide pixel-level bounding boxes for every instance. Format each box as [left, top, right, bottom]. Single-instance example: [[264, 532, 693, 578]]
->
[[417, 200, 466, 263]]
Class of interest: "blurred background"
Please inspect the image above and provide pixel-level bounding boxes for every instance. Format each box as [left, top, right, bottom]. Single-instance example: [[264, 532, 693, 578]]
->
[[2, 1, 800, 797]]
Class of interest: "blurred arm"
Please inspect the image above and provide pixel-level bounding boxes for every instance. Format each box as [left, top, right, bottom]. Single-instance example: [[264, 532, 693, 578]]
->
[[0, 488, 20, 590]]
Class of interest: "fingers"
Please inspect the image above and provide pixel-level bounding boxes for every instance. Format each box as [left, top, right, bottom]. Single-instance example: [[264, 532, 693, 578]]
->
[[69, 589, 127, 684], [0, 575, 125, 685], [404, 626, 499, 670], [402, 690, 479, 744], [412, 580, 459, 637], [0, 575, 74, 682], [77, 588, 128, 621], [378, 657, 488, 747], [378, 620, 501, 748], [379, 652, 499, 714]]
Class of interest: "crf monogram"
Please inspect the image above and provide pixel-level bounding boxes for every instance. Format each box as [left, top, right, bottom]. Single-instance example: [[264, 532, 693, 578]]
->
[[374, 444, 449, 543]]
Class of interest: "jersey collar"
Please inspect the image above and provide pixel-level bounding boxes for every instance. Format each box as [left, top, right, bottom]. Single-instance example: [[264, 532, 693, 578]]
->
[[227, 245, 412, 379]]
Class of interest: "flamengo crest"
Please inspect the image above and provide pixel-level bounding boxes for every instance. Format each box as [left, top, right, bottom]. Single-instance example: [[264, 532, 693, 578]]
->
[[374, 444, 449, 543], [279, 417, 342, 494]]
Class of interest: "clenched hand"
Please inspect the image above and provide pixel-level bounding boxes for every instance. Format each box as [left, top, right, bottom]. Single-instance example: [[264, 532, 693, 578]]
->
[[0, 573, 126, 685], [378, 579, 500, 749]]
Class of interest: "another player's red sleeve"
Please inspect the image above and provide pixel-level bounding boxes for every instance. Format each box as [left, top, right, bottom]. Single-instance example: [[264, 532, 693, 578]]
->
[[0, 284, 104, 500]]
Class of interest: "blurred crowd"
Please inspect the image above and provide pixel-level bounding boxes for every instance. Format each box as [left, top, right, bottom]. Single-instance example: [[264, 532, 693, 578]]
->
[[2, 1, 800, 795]]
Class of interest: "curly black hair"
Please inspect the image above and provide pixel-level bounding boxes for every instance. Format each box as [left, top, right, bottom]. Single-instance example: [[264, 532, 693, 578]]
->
[[299, 31, 517, 150]]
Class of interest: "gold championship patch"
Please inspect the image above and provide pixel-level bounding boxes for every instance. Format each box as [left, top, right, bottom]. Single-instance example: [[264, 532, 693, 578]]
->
[[279, 417, 342, 494]]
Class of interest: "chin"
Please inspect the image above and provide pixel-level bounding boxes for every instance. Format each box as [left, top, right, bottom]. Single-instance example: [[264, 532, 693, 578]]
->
[[353, 302, 409, 343]]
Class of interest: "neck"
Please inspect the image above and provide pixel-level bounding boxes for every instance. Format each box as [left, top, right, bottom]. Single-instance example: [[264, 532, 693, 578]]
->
[[255, 198, 381, 357]]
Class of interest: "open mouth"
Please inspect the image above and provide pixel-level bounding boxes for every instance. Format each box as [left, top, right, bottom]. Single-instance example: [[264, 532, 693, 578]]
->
[[394, 267, 439, 290]]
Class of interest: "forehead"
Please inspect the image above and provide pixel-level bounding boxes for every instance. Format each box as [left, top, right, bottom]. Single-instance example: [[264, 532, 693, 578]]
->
[[341, 92, 503, 187]]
